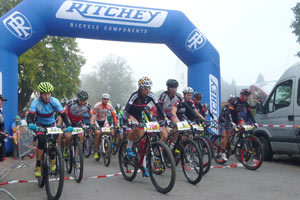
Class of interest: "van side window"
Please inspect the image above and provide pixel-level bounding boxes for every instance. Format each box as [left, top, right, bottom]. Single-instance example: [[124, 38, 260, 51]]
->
[[267, 80, 293, 112]]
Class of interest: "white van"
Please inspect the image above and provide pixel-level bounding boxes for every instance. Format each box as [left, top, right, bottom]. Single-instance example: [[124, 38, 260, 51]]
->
[[255, 63, 300, 160]]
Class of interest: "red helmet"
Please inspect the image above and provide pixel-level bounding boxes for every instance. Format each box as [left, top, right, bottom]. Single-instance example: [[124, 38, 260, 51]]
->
[[240, 89, 251, 96]]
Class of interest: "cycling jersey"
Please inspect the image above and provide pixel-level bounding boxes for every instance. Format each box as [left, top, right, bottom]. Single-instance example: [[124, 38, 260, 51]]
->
[[124, 91, 166, 122], [175, 99, 198, 121], [28, 97, 64, 125], [92, 102, 118, 125], [82, 112, 90, 125], [195, 103, 214, 120], [219, 97, 255, 124], [116, 110, 124, 126], [65, 98, 91, 123], [158, 91, 183, 118]]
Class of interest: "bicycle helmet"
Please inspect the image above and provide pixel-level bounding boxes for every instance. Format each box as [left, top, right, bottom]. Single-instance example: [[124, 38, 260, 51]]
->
[[240, 89, 251, 96], [194, 92, 203, 99], [138, 77, 152, 88], [115, 103, 121, 110], [61, 97, 68, 105], [166, 79, 179, 88], [37, 82, 54, 93], [77, 90, 89, 100], [183, 87, 194, 94], [102, 93, 110, 99]]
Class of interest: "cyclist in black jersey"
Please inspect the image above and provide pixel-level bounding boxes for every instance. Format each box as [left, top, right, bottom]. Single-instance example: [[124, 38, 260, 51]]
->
[[193, 92, 211, 120], [218, 89, 257, 161], [123, 77, 167, 177]]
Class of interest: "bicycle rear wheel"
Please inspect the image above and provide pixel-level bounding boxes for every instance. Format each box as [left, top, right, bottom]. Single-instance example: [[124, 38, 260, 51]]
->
[[195, 137, 212, 175], [181, 139, 203, 185], [38, 153, 47, 188], [240, 135, 264, 170], [73, 140, 84, 183], [64, 145, 72, 174], [112, 132, 120, 155], [83, 135, 92, 158], [118, 140, 138, 181], [102, 136, 112, 167], [45, 146, 64, 200], [148, 141, 176, 194]]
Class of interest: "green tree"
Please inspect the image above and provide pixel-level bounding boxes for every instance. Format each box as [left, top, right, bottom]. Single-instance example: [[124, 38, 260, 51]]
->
[[292, 2, 300, 57], [1, 0, 86, 114], [81, 56, 136, 107]]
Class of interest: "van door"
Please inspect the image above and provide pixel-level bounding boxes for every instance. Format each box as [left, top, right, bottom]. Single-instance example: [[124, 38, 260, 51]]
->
[[293, 78, 300, 152], [260, 78, 297, 153]]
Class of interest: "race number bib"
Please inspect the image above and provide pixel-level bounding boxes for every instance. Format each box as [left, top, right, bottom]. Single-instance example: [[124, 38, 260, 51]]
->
[[72, 127, 83, 135], [101, 127, 111, 133], [192, 124, 204, 131], [47, 127, 63, 135], [176, 121, 191, 131], [145, 122, 160, 132]]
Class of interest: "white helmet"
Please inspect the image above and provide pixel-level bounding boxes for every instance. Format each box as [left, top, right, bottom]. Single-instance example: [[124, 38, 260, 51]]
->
[[102, 93, 110, 99], [138, 77, 153, 88], [183, 87, 194, 94]]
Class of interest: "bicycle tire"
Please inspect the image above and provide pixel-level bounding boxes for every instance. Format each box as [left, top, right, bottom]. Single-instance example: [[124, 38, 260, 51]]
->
[[148, 141, 176, 194], [45, 146, 64, 200], [195, 137, 212, 175], [240, 135, 264, 170], [73, 140, 84, 183], [64, 145, 72, 174], [102, 136, 112, 167], [212, 135, 227, 164], [181, 139, 203, 185], [38, 152, 47, 188], [118, 140, 138, 181], [83, 135, 92, 158], [112, 132, 120, 155]]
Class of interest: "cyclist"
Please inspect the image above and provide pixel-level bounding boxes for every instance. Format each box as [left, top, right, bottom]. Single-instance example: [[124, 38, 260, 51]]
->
[[172, 87, 204, 123], [27, 82, 73, 178], [157, 79, 183, 142], [61, 97, 68, 108], [90, 93, 118, 160], [193, 92, 213, 120], [123, 77, 167, 177], [201, 103, 215, 120], [58, 91, 91, 157], [218, 89, 257, 161], [115, 104, 125, 140]]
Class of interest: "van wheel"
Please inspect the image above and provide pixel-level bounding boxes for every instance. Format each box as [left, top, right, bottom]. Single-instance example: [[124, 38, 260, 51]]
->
[[258, 136, 273, 161]]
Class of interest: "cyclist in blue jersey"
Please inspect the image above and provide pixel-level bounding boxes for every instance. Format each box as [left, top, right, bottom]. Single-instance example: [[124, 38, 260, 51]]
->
[[27, 82, 73, 178]]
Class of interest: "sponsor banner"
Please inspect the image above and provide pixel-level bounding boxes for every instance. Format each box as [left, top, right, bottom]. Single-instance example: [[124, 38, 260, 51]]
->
[[3, 11, 32, 40], [56, 1, 168, 28], [185, 29, 206, 51]]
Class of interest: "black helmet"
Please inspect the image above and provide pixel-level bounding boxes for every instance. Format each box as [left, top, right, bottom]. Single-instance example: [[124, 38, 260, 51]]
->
[[61, 97, 68, 106], [115, 103, 121, 110], [193, 92, 203, 99], [240, 89, 251, 96], [166, 79, 179, 88], [77, 90, 89, 100]]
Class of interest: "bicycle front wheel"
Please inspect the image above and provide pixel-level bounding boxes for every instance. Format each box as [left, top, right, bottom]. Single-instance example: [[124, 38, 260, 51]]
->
[[83, 135, 92, 158], [102, 136, 112, 167], [240, 135, 264, 170], [148, 141, 176, 194], [112, 132, 120, 155], [181, 139, 203, 185], [45, 146, 64, 200], [64, 145, 72, 174], [38, 153, 47, 188], [118, 140, 138, 181], [195, 137, 212, 175], [73, 140, 84, 183]]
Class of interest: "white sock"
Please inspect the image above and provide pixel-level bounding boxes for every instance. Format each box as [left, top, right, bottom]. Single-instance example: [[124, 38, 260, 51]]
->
[[127, 140, 133, 149]]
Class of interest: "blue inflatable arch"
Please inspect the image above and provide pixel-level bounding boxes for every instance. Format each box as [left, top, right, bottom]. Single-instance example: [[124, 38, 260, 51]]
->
[[0, 0, 220, 150]]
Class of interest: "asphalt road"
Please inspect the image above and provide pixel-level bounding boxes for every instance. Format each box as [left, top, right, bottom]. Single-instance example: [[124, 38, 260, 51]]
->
[[1, 154, 300, 200]]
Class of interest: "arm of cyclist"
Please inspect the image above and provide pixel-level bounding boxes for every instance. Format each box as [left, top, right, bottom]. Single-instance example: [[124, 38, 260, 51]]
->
[[110, 108, 119, 128]]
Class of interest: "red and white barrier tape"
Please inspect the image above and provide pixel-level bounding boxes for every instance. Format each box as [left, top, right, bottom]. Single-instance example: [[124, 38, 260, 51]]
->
[[0, 164, 244, 186], [0, 131, 13, 139], [258, 124, 300, 128]]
